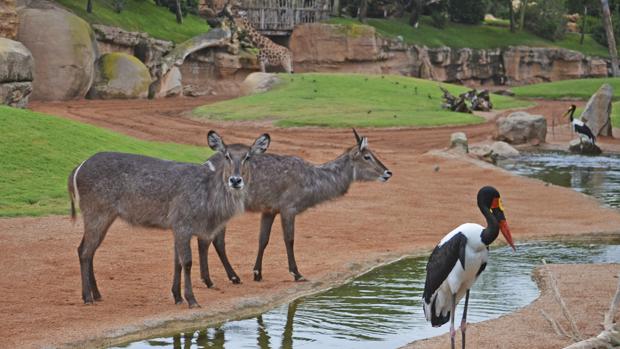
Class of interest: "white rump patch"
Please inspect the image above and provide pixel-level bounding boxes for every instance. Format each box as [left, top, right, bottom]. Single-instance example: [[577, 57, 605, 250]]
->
[[72, 160, 87, 207]]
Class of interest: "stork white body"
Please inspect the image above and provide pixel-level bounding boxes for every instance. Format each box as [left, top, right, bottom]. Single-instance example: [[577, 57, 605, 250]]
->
[[424, 223, 488, 324]]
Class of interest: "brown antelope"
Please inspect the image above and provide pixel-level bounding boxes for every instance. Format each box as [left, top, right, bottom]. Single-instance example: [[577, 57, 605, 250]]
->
[[68, 131, 270, 308], [197, 129, 391, 286]]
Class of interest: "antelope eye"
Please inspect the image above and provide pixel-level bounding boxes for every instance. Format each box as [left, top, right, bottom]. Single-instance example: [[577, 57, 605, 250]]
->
[[363, 154, 372, 161]]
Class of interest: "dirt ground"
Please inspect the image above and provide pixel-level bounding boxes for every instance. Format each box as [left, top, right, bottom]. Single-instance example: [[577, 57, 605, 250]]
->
[[1, 97, 620, 348]]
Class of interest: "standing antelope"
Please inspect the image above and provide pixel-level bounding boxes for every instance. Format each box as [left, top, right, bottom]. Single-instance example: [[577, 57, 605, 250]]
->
[[68, 131, 270, 308], [197, 129, 392, 286]]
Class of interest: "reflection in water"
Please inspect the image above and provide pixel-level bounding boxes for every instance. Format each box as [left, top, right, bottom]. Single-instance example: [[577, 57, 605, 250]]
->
[[114, 240, 620, 349], [497, 151, 620, 208]]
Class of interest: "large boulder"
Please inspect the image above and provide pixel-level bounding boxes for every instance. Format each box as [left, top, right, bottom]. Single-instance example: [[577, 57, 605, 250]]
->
[[449, 132, 468, 153], [88, 52, 151, 99], [240, 72, 280, 95], [495, 111, 547, 145], [17, 0, 97, 100], [580, 83, 613, 137], [489, 141, 520, 160], [152, 66, 182, 98], [0, 37, 33, 107]]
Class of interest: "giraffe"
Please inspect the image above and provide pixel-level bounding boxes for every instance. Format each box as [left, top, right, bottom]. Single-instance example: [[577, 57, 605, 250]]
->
[[220, 3, 294, 73]]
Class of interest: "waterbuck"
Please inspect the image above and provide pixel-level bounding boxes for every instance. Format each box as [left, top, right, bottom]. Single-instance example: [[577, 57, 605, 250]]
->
[[68, 131, 270, 308], [197, 129, 392, 286]]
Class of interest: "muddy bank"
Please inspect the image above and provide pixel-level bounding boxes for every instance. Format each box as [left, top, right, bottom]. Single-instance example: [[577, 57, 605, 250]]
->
[[404, 263, 620, 349]]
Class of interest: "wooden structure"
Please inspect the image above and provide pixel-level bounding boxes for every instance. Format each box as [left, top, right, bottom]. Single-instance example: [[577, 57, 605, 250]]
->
[[241, 0, 330, 36]]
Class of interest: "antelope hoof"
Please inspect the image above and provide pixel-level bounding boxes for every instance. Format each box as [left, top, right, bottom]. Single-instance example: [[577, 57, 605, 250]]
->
[[253, 270, 262, 282], [292, 273, 306, 282], [188, 302, 201, 309], [202, 278, 214, 289], [83, 299, 95, 305], [230, 276, 241, 284]]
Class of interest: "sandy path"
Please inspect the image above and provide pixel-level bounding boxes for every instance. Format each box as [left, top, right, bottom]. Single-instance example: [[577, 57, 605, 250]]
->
[[1, 97, 619, 348]]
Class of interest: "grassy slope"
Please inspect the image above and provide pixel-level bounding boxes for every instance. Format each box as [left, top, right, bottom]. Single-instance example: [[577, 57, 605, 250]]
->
[[0, 106, 211, 217], [328, 17, 609, 58], [193, 73, 530, 128], [54, 0, 209, 43]]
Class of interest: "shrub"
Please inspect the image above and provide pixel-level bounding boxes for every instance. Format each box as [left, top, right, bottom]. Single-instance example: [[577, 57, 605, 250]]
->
[[447, 0, 485, 24], [591, 5, 620, 46], [578, 15, 601, 34], [524, 0, 567, 41], [430, 9, 447, 28]]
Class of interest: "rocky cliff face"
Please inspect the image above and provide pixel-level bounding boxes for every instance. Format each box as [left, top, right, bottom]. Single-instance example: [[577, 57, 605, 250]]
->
[[0, 0, 19, 39], [290, 23, 610, 86]]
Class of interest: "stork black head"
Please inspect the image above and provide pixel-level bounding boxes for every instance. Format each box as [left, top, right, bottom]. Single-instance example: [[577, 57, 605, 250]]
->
[[563, 104, 577, 120], [477, 186, 515, 251]]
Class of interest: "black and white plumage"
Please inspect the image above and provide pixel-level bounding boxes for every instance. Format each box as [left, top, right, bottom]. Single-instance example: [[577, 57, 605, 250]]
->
[[422, 186, 516, 349], [565, 104, 596, 144]]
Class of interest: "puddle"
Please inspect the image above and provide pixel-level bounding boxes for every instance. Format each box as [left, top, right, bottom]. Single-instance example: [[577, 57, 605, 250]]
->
[[497, 151, 620, 208], [113, 240, 620, 349]]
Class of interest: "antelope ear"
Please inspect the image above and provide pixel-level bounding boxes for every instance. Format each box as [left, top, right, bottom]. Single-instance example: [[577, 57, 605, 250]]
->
[[359, 137, 368, 151], [251, 133, 270, 155], [208, 130, 226, 153]]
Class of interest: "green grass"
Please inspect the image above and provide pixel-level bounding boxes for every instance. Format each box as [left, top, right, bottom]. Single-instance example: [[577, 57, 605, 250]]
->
[[193, 73, 530, 128], [613, 101, 620, 127], [0, 106, 211, 217], [54, 0, 209, 43], [512, 78, 620, 100], [327, 17, 609, 58]]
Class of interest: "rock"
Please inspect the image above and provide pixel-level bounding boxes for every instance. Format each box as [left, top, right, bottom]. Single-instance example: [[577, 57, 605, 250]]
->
[[290, 23, 383, 64], [0, 0, 19, 39], [0, 38, 33, 107], [489, 141, 520, 160], [0, 37, 33, 83], [449, 132, 468, 153], [17, 0, 97, 100], [496, 111, 547, 145], [241, 72, 281, 95], [153, 66, 182, 98], [568, 138, 602, 155], [469, 144, 493, 162], [88, 53, 151, 99], [580, 83, 613, 137]]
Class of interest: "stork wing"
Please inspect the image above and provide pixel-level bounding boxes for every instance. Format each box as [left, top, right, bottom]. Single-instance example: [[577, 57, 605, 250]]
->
[[423, 232, 467, 303]]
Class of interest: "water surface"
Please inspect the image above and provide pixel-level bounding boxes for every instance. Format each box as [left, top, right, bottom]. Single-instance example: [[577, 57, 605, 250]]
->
[[114, 240, 620, 349]]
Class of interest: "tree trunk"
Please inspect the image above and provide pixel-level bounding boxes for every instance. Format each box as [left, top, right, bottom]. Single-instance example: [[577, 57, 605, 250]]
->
[[331, 0, 340, 16], [175, 0, 183, 24], [86, 0, 93, 13], [519, 0, 528, 30], [601, 0, 619, 76], [358, 0, 367, 23], [580, 6, 587, 45], [409, 0, 423, 27], [508, 0, 515, 32]]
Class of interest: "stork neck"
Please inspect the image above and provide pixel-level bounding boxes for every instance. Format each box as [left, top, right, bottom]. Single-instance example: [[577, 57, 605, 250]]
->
[[569, 108, 575, 122], [480, 203, 499, 246]]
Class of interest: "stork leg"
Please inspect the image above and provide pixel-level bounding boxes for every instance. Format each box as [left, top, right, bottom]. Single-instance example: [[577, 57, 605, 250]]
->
[[461, 290, 470, 349], [450, 293, 457, 349]]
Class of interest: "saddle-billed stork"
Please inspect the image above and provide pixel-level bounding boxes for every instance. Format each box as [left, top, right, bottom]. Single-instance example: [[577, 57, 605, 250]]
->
[[564, 104, 597, 144], [422, 186, 516, 349]]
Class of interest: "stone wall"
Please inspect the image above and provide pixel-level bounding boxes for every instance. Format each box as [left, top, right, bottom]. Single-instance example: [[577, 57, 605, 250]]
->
[[289, 23, 611, 86]]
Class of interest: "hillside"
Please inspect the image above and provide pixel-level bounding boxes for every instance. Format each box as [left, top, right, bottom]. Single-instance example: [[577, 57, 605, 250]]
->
[[54, 0, 209, 43], [193, 73, 530, 128], [0, 106, 211, 217], [328, 17, 609, 58]]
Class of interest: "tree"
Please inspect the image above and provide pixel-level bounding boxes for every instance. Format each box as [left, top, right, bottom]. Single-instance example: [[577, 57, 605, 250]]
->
[[508, 0, 515, 32], [331, 0, 341, 16], [359, 0, 368, 23], [175, 0, 183, 23], [409, 0, 424, 27], [519, 0, 529, 30], [601, 0, 620, 76], [86, 0, 93, 13]]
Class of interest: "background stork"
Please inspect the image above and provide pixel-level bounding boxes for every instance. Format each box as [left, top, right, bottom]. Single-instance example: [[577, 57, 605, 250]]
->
[[422, 186, 515, 349], [564, 104, 596, 144]]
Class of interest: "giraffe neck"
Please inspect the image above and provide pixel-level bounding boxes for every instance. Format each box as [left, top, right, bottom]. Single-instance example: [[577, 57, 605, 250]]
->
[[236, 16, 267, 48]]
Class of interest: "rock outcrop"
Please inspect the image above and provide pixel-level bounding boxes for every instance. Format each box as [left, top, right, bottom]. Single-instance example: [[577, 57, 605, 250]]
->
[[241, 72, 281, 95], [0, 37, 33, 107], [495, 111, 547, 145], [580, 83, 613, 137], [289, 23, 611, 85], [88, 52, 151, 99], [17, 0, 97, 100], [0, 0, 19, 39], [449, 132, 468, 153], [568, 138, 602, 155], [470, 141, 520, 163]]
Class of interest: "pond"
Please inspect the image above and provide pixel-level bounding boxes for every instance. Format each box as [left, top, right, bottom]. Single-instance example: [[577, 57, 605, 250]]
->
[[113, 239, 620, 349], [497, 151, 620, 208]]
